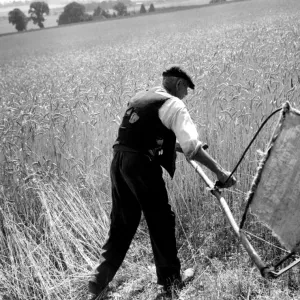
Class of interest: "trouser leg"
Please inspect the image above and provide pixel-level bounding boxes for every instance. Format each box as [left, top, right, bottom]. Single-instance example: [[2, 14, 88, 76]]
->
[[121, 152, 181, 287], [143, 191, 181, 286], [90, 151, 141, 292], [141, 176, 181, 286]]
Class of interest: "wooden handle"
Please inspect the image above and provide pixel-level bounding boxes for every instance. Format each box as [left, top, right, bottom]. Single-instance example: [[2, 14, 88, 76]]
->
[[189, 160, 270, 276]]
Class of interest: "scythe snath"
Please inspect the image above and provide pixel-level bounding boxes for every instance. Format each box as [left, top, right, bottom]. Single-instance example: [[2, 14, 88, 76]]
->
[[189, 102, 300, 278]]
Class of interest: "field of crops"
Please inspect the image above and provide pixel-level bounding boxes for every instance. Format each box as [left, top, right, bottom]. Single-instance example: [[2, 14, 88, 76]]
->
[[1, 0, 300, 299]]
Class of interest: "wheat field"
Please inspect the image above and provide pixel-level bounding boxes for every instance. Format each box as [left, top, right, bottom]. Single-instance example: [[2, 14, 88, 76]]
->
[[1, 0, 300, 299]]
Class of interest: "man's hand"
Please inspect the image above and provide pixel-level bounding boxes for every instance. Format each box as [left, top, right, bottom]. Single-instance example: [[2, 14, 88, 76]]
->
[[175, 142, 183, 153], [215, 170, 236, 189], [176, 142, 208, 154]]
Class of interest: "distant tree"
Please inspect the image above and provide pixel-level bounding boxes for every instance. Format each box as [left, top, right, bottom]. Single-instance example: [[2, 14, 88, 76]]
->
[[8, 8, 28, 31], [81, 13, 93, 22], [93, 6, 112, 18], [57, 2, 85, 25], [148, 3, 155, 12], [57, 11, 68, 25], [139, 4, 146, 13], [93, 5, 103, 17], [113, 2, 127, 16], [102, 10, 112, 18], [28, 1, 49, 28]]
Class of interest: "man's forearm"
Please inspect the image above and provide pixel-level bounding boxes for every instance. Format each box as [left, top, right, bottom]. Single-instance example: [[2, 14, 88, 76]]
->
[[191, 146, 225, 178], [176, 142, 223, 176], [175, 141, 236, 187]]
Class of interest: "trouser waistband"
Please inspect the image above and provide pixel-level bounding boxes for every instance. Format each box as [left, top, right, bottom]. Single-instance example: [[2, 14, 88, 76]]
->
[[113, 144, 157, 161], [113, 144, 141, 153]]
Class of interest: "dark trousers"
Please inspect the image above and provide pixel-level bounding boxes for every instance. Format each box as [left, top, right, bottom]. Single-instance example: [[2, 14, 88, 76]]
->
[[94, 149, 181, 288]]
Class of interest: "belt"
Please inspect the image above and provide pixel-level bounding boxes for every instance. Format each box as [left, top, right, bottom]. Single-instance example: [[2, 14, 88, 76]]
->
[[113, 144, 140, 153], [113, 143, 156, 161]]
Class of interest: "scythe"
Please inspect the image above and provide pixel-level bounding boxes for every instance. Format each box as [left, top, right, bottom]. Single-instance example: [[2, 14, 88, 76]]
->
[[189, 102, 300, 278]]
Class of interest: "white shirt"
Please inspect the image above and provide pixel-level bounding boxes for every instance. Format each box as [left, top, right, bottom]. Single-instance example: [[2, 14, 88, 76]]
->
[[155, 87, 202, 160]]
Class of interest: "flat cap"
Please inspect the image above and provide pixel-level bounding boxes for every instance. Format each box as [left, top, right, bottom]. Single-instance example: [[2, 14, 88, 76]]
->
[[162, 65, 195, 90]]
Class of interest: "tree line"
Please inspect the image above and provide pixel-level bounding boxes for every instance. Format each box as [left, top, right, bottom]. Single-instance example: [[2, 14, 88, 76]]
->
[[8, 1, 49, 31], [8, 1, 156, 32]]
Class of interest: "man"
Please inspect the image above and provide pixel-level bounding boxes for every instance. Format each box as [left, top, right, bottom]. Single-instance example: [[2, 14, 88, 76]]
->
[[89, 65, 236, 299]]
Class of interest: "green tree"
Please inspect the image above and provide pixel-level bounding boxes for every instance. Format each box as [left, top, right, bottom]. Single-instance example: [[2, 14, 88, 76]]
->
[[57, 2, 85, 25], [113, 2, 127, 16], [8, 8, 28, 31], [148, 3, 155, 12], [28, 1, 49, 28], [140, 3, 146, 13]]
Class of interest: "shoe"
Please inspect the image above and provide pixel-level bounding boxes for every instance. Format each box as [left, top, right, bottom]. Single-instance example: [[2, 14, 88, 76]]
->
[[88, 287, 108, 300], [88, 279, 109, 300], [163, 268, 195, 298], [163, 279, 182, 299], [182, 267, 195, 283]]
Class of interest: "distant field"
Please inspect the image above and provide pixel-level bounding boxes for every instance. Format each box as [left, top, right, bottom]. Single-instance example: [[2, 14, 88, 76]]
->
[[0, 0, 210, 34], [1, 0, 300, 299]]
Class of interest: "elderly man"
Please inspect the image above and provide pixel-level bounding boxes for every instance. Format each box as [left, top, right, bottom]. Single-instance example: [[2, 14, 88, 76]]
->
[[89, 65, 236, 299]]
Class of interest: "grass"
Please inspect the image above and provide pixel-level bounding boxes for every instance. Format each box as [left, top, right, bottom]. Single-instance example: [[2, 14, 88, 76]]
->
[[1, 0, 300, 299]]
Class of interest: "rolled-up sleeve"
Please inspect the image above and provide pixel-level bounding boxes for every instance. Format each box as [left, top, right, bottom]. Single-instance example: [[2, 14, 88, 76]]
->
[[159, 97, 202, 160]]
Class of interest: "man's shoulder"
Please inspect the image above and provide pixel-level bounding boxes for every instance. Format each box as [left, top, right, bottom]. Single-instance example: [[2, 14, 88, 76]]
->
[[161, 98, 186, 113], [129, 87, 185, 110], [154, 86, 183, 104], [130, 86, 174, 103]]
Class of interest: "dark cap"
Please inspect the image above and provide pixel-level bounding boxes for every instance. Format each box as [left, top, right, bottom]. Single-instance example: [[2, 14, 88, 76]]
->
[[162, 65, 195, 90]]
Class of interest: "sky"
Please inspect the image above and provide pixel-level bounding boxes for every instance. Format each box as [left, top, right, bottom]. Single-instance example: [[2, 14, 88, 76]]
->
[[0, 0, 26, 4], [0, 0, 66, 4], [0, 0, 33, 4]]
